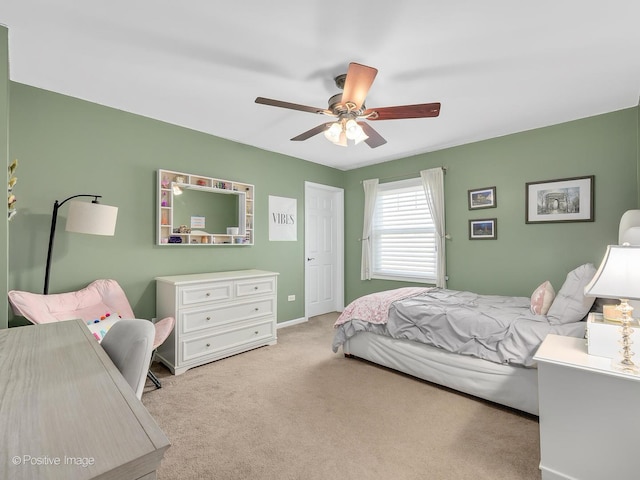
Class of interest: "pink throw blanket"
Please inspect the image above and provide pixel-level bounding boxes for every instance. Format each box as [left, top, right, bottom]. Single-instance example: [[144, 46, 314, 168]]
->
[[334, 287, 432, 327]]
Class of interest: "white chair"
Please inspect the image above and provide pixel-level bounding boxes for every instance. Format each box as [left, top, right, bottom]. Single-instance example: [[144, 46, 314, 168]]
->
[[101, 319, 155, 400]]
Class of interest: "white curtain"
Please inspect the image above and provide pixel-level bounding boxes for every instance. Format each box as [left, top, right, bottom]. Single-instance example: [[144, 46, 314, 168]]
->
[[360, 179, 379, 280], [420, 168, 446, 288]]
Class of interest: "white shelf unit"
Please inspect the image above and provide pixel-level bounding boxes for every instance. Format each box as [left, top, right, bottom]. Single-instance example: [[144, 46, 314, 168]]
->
[[158, 169, 254, 246]]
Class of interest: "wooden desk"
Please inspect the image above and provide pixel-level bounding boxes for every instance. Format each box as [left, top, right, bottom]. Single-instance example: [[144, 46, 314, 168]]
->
[[0, 319, 170, 480]]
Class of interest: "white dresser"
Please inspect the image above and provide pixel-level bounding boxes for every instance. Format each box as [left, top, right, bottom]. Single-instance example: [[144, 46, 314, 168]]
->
[[155, 269, 279, 375], [534, 334, 640, 480]]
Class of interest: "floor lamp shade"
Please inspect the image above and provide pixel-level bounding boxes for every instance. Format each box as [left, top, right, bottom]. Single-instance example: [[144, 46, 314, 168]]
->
[[44, 194, 118, 294], [66, 201, 118, 236]]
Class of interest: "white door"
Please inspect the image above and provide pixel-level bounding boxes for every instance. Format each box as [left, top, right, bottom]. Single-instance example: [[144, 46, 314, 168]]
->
[[305, 182, 344, 318]]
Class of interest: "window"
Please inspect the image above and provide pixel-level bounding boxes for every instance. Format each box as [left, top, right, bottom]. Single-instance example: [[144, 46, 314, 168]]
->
[[371, 178, 436, 283]]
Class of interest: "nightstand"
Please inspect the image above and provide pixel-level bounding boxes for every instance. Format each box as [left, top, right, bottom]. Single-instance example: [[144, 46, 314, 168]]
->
[[534, 334, 640, 480]]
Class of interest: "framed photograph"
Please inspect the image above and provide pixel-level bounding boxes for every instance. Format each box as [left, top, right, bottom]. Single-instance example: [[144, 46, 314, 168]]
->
[[468, 186, 496, 210], [525, 175, 594, 224], [469, 218, 497, 240]]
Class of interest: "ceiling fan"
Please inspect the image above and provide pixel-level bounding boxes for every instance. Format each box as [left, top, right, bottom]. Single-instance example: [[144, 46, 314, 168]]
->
[[255, 62, 441, 148]]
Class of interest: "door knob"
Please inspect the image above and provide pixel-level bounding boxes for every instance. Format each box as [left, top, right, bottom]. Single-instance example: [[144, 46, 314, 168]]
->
[[307, 257, 315, 261]]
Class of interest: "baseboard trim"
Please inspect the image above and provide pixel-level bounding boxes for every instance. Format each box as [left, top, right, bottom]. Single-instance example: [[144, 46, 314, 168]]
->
[[276, 317, 307, 329]]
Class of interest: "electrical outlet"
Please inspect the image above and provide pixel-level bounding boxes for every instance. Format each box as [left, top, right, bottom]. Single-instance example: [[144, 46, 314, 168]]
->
[[288, 295, 296, 302]]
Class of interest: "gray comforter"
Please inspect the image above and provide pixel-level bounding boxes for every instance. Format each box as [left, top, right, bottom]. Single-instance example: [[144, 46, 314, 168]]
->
[[332, 288, 586, 367]]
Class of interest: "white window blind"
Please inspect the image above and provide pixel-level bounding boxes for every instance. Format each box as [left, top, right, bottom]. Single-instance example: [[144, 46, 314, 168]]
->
[[372, 178, 436, 282]]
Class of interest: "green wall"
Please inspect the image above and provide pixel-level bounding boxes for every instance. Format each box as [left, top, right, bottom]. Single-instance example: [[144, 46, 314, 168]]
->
[[1, 27, 8, 329], [6, 77, 640, 326], [7, 83, 343, 325], [344, 108, 639, 302]]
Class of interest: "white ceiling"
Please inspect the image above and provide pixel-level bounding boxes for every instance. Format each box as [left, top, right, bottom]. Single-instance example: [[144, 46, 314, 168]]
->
[[3, 1, 640, 171]]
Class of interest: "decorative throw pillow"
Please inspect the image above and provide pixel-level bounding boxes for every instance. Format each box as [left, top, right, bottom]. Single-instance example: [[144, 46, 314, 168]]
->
[[546, 263, 597, 325], [86, 317, 121, 343], [530, 281, 555, 315]]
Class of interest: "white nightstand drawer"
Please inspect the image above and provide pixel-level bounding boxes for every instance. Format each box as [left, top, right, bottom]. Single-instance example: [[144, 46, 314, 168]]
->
[[235, 277, 276, 298], [181, 319, 275, 363], [179, 282, 233, 307], [181, 298, 275, 334]]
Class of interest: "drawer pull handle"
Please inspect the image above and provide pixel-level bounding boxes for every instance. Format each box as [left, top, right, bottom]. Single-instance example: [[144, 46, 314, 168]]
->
[[206, 316, 211, 321], [254, 331, 259, 335], [254, 307, 259, 311], [206, 292, 211, 297], [254, 286, 259, 290], [206, 343, 211, 348]]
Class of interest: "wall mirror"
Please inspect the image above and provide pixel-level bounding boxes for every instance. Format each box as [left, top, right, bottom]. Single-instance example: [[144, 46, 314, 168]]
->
[[157, 169, 254, 245]]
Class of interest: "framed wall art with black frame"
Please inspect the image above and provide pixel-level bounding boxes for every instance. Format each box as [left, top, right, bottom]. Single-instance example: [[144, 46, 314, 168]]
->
[[469, 218, 497, 240], [468, 186, 496, 210], [525, 175, 594, 224]]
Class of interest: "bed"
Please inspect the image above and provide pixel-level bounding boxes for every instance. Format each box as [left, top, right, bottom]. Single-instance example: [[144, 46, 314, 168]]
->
[[332, 264, 598, 416]]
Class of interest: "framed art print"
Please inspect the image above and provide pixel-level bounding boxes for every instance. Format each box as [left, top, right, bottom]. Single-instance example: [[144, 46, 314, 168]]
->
[[525, 175, 594, 223], [268, 195, 297, 241], [468, 186, 496, 210], [469, 218, 497, 240]]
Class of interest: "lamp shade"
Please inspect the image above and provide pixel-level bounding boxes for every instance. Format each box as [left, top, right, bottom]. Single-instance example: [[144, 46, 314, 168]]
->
[[584, 245, 640, 300], [619, 209, 640, 244], [65, 201, 118, 236]]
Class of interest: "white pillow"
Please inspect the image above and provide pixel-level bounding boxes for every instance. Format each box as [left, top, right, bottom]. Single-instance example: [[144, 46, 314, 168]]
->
[[530, 281, 555, 315], [546, 263, 597, 325]]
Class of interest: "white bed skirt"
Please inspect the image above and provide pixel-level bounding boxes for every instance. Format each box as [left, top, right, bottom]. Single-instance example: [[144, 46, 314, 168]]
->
[[343, 331, 539, 416]]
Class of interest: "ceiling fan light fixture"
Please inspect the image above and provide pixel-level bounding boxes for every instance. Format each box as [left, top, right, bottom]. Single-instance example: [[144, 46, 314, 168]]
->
[[353, 128, 369, 145], [324, 121, 343, 143], [328, 121, 342, 137], [323, 118, 368, 147], [344, 119, 359, 140]]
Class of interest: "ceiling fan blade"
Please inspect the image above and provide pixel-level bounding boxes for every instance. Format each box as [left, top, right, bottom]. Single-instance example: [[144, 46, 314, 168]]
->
[[359, 122, 387, 148], [341, 63, 378, 110], [255, 97, 326, 115], [290, 123, 333, 141], [364, 102, 441, 121]]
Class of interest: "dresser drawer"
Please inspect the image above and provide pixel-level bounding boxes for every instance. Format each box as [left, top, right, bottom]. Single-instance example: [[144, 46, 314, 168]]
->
[[181, 298, 275, 334], [179, 282, 233, 307], [181, 320, 275, 363], [235, 276, 276, 298]]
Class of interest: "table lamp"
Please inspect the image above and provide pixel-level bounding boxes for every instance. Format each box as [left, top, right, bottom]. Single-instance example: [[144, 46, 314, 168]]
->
[[584, 244, 640, 374]]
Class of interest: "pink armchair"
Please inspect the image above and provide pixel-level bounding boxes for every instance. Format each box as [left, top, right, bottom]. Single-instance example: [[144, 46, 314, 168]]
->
[[9, 279, 136, 324], [8, 279, 174, 391]]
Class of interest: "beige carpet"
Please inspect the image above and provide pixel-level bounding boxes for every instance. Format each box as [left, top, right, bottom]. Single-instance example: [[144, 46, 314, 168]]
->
[[142, 313, 542, 480]]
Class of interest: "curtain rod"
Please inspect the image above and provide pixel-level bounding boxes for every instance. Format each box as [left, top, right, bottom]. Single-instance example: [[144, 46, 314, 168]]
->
[[360, 166, 447, 184]]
